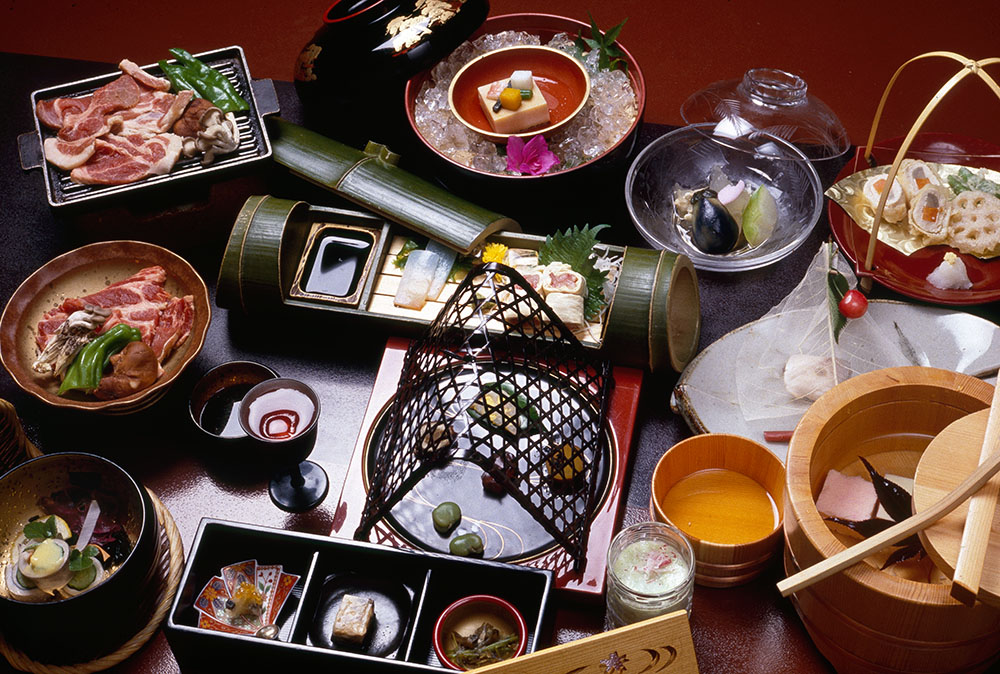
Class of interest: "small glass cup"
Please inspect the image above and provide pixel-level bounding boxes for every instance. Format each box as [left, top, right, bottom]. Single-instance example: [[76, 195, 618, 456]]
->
[[605, 521, 696, 629], [239, 378, 329, 512]]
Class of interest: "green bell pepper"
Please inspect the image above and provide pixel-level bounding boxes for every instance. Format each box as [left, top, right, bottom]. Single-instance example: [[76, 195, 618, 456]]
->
[[167, 48, 249, 113], [58, 324, 142, 395], [157, 60, 200, 95]]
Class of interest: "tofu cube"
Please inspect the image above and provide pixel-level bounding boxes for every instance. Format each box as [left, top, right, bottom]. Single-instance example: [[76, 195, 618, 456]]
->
[[332, 594, 375, 644], [477, 79, 550, 135]]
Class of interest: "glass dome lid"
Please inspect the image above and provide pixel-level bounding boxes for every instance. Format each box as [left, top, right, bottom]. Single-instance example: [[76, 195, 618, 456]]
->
[[681, 68, 850, 165]]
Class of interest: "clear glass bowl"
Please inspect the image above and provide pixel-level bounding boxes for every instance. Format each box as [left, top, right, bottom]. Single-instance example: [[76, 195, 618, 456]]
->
[[680, 68, 850, 170], [625, 123, 823, 272]]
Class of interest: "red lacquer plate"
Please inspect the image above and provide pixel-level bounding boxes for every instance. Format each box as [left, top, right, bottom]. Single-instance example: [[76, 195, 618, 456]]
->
[[828, 132, 1000, 305], [448, 45, 590, 143], [332, 337, 643, 598]]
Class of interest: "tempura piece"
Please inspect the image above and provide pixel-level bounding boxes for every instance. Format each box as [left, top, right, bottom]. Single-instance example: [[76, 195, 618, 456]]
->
[[862, 174, 907, 223], [949, 190, 1000, 257], [898, 159, 944, 202], [908, 185, 952, 244]]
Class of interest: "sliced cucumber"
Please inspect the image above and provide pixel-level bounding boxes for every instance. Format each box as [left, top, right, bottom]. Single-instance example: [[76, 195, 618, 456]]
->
[[15, 567, 37, 590], [68, 563, 97, 591]]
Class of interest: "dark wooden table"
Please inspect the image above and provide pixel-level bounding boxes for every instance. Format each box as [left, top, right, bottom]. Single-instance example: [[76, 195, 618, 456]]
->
[[0, 51, 905, 673]]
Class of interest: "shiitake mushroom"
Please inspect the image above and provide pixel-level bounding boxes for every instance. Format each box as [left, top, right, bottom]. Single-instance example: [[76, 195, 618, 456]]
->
[[691, 189, 740, 254]]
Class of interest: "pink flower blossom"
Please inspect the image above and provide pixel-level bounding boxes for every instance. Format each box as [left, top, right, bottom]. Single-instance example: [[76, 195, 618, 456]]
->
[[505, 135, 560, 176]]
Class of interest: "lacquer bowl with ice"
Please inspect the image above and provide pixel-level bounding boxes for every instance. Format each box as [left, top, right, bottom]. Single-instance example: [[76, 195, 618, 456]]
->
[[405, 13, 645, 181]]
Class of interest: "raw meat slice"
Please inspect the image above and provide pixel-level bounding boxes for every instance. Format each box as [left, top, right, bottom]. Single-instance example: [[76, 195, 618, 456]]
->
[[115, 91, 177, 136], [36, 265, 193, 365], [36, 95, 92, 130], [118, 59, 171, 92], [56, 75, 141, 142], [42, 136, 98, 170], [69, 133, 182, 185], [149, 295, 194, 361]]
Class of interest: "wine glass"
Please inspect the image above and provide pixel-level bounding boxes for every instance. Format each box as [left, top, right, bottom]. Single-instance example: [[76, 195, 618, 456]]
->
[[239, 378, 329, 512]]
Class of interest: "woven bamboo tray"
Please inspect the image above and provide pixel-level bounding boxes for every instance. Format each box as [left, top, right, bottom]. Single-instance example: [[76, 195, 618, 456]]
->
[[0, 405, 184, 674]]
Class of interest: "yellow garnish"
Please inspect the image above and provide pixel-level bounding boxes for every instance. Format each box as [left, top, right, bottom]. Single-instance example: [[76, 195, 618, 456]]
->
[[482, 243, 509, 265], [499, 88, 522, 111]]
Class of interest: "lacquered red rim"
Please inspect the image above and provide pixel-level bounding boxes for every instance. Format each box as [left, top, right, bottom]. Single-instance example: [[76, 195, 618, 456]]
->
[[432, 594, 528, 670], [828, 132, 1000, 305], [324, 0, 386, 24], [404, 12, 646, 180]]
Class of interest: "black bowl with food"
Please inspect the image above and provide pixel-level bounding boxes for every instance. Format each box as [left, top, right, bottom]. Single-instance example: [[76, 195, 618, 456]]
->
[[0, 453, 160, 663]]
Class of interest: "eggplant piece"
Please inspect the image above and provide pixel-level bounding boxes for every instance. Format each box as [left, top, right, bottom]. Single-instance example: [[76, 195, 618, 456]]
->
[[691, 189, 740, 254]]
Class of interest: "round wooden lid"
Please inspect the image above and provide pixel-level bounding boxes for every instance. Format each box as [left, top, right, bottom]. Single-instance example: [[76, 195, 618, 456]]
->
[[914, 409, 1000, 608]]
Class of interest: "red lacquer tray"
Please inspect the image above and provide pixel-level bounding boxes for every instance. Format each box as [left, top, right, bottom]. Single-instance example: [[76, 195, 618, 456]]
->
[[829, 132, 1000, 305], [332, 337, 643, 598]]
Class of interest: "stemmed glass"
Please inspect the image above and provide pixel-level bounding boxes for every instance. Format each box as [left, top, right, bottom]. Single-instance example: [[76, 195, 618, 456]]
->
[[239, 378, 329, 512]]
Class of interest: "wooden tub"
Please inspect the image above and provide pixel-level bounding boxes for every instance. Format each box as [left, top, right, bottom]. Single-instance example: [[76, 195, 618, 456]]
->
[[785, 366, 1000, 673]]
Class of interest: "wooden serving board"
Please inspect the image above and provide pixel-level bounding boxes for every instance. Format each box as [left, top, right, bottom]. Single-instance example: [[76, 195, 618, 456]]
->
[[914, 409, 1000, 607], [474, 610, 699, 674]]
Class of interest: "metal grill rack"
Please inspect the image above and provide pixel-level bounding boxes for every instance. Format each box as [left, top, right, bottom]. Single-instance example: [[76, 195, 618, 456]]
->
[[356, 263, 613, 571], [24, 46, 275, 208]]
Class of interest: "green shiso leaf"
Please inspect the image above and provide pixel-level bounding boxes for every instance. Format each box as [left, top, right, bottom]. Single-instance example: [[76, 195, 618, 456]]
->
[[539, 224, 610, 320], [826, 269, 849, 343], [23, 516, 57, 541], [393, 238, 422, 269], [947, 167, 1000, 199]]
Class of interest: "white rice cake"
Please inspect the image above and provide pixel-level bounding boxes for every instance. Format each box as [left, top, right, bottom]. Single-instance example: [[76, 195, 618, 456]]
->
[[332, 594, 375, 644]]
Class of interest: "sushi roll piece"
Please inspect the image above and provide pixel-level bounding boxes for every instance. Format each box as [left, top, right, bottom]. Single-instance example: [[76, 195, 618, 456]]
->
[[545, 292, 587, 331], [908, 184, 952, 244], [426, 240, 457, 301], [541, 262, 587, 296], [862, 174, 907, 223], [926, 252, 973, 290], [898, 159, 944, 202], [394, 249, 437, 310]]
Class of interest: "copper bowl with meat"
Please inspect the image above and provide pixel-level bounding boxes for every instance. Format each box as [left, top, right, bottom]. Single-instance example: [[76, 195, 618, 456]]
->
[[0, 452, 160, 664], [0, 240, 210, 413]]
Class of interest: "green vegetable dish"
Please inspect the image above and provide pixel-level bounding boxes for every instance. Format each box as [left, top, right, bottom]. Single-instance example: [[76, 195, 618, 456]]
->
[[158, 48, 249, 113]]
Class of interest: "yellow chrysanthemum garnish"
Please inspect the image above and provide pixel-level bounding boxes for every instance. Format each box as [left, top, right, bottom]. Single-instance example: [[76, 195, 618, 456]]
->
[[481, 242, 508, 265]]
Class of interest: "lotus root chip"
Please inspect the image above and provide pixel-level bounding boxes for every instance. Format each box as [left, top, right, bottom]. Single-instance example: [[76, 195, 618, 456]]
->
[[948, 189, 1000, 257]]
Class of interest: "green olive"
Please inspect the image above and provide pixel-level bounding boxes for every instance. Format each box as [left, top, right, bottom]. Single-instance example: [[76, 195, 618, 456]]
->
[[449, 533, 484, 557], [432, 501, 462, 534]]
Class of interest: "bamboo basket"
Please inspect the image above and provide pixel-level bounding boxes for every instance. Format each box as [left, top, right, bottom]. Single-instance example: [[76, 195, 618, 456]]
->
[[785, 367, 1000, 673], [216, 195, 701, 372], [856, 52, 1000, 292], [650, 434, 784, 587]]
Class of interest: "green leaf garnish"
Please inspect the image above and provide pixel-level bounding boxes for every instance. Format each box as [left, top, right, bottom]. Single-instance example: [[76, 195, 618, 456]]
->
[[827, 269, 849, 343], [23, 516, 57, 541], [539, 224, 610, 321], [393, 238, 422, 269], [68, 548, 95, 572], [946, 167, 1000, 199], [574, 14, 629, 72]]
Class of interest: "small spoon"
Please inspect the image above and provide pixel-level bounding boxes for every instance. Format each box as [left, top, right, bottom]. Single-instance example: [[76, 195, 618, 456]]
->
[[255, 624, 279, 640]]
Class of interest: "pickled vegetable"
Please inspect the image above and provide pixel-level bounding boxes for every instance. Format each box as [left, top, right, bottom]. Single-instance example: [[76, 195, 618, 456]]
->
[[691, 189, 740, 254]]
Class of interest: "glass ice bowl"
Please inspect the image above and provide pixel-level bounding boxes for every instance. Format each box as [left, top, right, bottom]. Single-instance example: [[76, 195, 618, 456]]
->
[[625, 123, 823, 272]]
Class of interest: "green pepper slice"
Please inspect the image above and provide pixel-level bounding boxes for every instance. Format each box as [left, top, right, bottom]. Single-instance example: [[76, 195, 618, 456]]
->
[[168, 48, 248, 113], [58, 324, 142, 395]]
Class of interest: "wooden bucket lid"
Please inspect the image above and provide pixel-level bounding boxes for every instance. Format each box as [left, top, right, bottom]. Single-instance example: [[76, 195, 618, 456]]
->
[[914, 409, 1000, 608]]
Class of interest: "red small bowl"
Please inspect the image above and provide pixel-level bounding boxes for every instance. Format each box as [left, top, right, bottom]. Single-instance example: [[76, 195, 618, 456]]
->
[[433, 594, 528, 670]]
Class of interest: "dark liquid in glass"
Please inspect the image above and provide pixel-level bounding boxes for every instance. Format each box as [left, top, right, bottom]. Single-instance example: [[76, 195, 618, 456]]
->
[[199, 384, 255, 438]]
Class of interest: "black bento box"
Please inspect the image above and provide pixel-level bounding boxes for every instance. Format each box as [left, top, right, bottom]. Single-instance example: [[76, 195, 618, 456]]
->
[[166, 519, 553, 671], [18, 45, 279, 209]]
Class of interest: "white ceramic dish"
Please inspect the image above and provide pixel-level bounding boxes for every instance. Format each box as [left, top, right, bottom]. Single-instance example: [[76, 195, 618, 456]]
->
[[671, 301, 1000, 461]]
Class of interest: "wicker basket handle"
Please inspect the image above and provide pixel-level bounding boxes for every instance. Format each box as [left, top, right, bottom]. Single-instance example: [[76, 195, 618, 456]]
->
[[858, 53, 1000, 290]]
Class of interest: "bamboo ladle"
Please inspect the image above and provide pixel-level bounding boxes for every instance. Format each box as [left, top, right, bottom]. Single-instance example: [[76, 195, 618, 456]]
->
[[778, 383, 1000, 599]]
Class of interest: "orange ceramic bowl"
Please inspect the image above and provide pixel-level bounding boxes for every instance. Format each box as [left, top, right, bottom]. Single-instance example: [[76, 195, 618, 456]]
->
[[447, 45, 590, 143]]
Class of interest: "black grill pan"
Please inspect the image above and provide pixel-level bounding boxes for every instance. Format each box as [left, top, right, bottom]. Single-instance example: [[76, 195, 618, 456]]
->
[[18, 45, 279, 208]]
